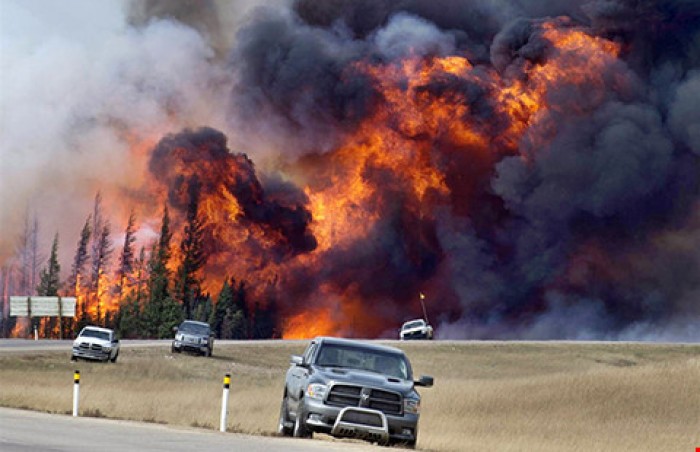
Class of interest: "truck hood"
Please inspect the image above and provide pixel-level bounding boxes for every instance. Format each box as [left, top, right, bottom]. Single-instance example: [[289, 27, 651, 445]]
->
[[73, 337, 111, 347], [312, 366, 414, 394]]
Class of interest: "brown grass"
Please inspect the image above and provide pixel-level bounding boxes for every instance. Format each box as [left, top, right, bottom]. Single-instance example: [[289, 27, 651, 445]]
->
[[1, 341, 698, 451]]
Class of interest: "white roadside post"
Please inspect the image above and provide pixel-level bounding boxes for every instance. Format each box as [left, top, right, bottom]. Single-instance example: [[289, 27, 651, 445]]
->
[[72, 370, 80, 417], [220, 373, 231, 432]]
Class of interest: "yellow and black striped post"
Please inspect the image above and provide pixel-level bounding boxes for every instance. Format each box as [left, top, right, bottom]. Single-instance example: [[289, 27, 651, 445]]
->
[[72, 370, 80, 417], [220, 373, 231, 432]]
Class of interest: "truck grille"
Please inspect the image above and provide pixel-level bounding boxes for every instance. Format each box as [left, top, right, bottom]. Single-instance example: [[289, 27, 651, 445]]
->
[[340, 410, 384, 427], [327, 384, 402, 415], [78, 343, 103, 351], [402, 331, 427, 339]]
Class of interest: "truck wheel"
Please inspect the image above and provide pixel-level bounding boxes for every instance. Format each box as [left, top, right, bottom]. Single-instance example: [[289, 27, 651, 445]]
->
[[292, 403, 312, 438], [277, 397, 293, 436], [389, 439, 416, 449], [110, 351, 119, 363]]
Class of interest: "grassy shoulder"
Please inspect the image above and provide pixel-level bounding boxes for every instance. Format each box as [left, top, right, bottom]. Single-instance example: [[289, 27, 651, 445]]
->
[[1, 341, 698, 451]]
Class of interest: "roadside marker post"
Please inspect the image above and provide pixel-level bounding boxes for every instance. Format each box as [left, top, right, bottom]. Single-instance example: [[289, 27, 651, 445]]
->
[[72, 370, 80, 417], [220, 373, 231, 432]]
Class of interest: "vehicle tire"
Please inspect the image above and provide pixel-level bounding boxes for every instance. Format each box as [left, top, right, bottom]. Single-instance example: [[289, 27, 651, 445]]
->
[[277, 397, 293, 437], [292, 402, 312, 438], [389, 438, 417, 449], [110, 351, 119, 363], [71, 354, 77, 361]]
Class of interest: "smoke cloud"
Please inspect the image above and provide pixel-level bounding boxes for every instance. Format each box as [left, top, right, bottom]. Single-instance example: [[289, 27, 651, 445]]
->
[[2, 0, 700, 340]]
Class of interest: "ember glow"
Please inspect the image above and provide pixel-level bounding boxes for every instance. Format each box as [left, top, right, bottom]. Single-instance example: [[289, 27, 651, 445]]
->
[[2, 1, 700, 340]]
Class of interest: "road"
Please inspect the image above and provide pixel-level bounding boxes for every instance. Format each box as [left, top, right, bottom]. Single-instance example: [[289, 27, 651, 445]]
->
[[1, 338, 694, 354], [0, 407, 372, 452], [0, 338, 303, 353]]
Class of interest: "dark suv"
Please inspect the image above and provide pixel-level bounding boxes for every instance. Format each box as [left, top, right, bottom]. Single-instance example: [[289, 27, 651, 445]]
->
[[277, 337, 433, 448], [171, 320, 214, 356]]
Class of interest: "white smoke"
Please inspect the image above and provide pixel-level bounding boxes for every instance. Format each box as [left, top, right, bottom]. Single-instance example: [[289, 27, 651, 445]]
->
[[0, 0, 232, 266]]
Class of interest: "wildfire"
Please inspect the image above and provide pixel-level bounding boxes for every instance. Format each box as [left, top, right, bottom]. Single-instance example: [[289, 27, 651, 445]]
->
[[283, 309, 337, 339], [278, 20, 625, 337], [8, 18, 630, 340]]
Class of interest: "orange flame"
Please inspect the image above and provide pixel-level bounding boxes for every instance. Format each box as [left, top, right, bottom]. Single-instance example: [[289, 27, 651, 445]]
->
[[12, 21, 624, 340]]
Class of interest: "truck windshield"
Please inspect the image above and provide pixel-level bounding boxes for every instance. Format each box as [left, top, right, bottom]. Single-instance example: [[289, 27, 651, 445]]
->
[[315, 344, 411, 380], [403, 321, 424, 330], [80, 329, 110, 340], [178, 322, 209, 335]]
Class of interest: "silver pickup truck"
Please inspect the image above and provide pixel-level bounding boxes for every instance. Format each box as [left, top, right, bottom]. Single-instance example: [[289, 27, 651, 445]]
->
[[171, 320, 214, 356], [277, 337, 433, 448]]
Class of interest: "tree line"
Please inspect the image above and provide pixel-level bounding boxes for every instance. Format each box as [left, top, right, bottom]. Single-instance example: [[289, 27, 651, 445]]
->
[[1, 189, 279, 340]]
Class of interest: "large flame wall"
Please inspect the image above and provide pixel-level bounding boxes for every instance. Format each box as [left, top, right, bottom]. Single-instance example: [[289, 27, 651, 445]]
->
[[2, 1, 700, 340]]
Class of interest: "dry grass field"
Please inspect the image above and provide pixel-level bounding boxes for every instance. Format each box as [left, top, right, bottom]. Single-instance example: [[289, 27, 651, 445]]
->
[[0, 340, 698, 451]]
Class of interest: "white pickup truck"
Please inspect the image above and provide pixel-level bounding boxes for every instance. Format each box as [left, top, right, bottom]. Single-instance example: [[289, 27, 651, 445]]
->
[[399, 319, 434, 340], [71, 326, 120, 362]]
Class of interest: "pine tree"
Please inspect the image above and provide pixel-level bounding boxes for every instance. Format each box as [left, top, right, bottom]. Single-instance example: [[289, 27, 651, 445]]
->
[[70, 216, 92, 334], [175, 180, 207, 319], [86, 193, 112, 326], [37, 233, 62, 337], [158, 296, 183, 338], [222, 307, 245, 340], [15, 211, 42, 296], [210, 278, 249, 339], [1, 265, 16, 337], [92, 222, 112, 326], [194, 295, 213, 323], [210, 279, 234, 338], [13, 212, 42, 337], [116, 210, 137, 301], [37, 233, 61, 296], [252, 301, 276, 339], [144, 204, 182, 338], [236, 281, 250, 339]]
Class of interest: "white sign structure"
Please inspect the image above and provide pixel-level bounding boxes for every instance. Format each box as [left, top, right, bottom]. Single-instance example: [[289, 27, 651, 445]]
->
[[10, 296, 76, 317]]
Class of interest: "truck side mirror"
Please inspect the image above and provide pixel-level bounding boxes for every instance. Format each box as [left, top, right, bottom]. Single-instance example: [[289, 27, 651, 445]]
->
[[415, 375, 434, 387], [290, 355, 304, 366]]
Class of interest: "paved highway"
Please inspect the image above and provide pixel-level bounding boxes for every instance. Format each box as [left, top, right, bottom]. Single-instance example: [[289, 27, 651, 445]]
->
[[0, 407, 372, 452], [0, 338, 303, 353]]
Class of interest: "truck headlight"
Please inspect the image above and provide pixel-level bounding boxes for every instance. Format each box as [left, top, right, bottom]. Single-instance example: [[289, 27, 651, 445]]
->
[[202, 338, 208, 344], [306, 383, 328, 400], [404, 398, 420, 414]]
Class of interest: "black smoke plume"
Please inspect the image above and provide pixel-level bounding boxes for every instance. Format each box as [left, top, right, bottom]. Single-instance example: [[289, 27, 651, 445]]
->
[[149, 127, 317, 259], [225, 0, 700, 339]]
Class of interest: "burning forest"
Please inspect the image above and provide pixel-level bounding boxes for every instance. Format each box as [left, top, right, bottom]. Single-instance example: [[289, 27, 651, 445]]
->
[[1, 0, 700, 340]]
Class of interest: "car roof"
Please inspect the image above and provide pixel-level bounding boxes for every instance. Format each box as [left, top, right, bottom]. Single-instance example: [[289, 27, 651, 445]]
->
[[402, 319, 425, 326], [313, 336, 405, 355], [81, 326, 113, 333], [181, 320, 210, 327]]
